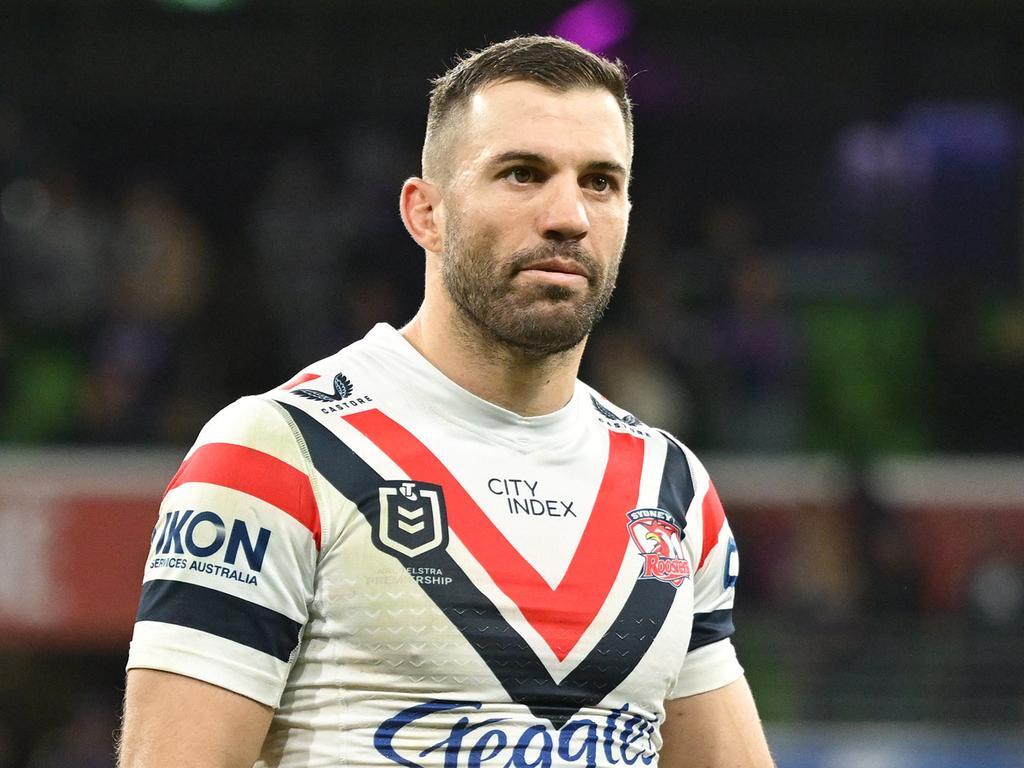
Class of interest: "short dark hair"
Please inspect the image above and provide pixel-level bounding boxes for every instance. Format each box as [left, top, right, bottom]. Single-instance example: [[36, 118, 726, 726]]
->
[[422, 35, 633, 182]]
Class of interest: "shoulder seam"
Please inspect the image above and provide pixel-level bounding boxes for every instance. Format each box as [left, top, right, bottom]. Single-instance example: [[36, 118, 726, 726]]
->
[[263, 397, 327, 561]]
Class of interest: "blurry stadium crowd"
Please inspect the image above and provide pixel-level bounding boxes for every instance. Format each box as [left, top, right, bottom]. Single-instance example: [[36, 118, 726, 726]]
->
[[0, 121, 414, 447]]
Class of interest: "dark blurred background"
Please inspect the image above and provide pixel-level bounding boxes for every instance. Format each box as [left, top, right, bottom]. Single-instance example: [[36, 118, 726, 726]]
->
[[1, 1, 1023, 766]]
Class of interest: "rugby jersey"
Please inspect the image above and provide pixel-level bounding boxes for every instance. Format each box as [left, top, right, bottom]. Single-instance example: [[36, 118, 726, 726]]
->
[[127, 323, 743, 767]]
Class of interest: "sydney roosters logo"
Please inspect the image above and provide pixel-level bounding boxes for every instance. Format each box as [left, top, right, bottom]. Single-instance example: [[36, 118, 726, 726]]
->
[[626, 508, 690, 588]]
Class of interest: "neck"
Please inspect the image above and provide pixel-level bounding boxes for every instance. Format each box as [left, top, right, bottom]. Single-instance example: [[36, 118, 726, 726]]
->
[[399, 303, 585, 417]]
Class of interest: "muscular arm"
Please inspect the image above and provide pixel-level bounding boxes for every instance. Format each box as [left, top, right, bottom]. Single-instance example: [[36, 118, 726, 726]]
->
[[659, 676, 774, 768], [118, 669, 274, 768]]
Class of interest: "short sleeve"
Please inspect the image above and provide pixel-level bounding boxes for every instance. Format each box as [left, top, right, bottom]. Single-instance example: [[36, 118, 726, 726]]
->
[[126, 396, 321, 707], [669, 447, 744, 699]]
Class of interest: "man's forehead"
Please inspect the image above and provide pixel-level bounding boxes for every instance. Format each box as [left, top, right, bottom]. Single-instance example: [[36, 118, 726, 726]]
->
[[458, 80, 630, 166], [465, 80, 625, 131]]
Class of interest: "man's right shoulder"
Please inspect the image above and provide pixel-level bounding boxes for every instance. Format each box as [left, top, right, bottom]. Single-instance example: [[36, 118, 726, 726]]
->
[[181, 395, 308, 479]]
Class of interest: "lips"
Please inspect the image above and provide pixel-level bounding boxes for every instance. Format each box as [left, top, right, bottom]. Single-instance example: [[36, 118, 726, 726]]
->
[[517, 257, 590, 280]]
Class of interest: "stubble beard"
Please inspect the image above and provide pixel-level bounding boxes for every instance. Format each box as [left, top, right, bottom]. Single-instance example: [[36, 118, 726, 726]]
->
[[440, 214, 621, 359]]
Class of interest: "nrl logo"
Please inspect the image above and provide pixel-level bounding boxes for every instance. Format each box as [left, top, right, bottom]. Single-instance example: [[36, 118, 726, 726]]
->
[[292, 372, 354, 402], [626, 508, 690, 588], [374, 481, 449, 559]]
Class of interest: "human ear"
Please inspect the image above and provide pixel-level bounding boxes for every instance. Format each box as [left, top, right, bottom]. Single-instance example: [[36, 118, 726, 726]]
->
[[399, 177, 443, 254]]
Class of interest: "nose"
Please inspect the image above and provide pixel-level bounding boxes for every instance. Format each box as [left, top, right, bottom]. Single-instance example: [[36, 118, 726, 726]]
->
[[539, 175, 589, 242]]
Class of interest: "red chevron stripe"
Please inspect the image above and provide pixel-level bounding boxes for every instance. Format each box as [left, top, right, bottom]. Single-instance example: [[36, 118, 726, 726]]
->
[[698, 481, 726, 570], [281, 372, 321, 390], [166, 442, 321, 549], [343, 409, 644, 661]]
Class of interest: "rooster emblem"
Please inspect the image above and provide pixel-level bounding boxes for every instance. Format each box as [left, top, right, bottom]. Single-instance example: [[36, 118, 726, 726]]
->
[[626, 508, 690, 587], [636, 518, 685, 560], [292, 372, 354, 403]]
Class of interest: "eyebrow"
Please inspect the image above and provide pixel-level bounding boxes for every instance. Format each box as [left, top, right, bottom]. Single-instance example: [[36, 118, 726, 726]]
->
[[488, 150, 629, 178]]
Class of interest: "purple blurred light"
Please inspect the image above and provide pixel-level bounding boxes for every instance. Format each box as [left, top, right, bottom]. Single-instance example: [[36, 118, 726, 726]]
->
[[550, 0, 633, 55], [902, 104, 1018, 159]]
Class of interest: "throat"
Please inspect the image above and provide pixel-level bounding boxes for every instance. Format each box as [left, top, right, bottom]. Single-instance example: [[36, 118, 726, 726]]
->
[[401, 310, 584, 417]]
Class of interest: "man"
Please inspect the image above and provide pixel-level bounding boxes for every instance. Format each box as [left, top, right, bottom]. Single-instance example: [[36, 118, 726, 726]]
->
[[118, 36, 775, 767]]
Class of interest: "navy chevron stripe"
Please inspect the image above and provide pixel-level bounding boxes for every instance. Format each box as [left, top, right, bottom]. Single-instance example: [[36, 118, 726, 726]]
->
[[281, 402, 695, 729], [137, 579, 302, 662], [656, 432, 737, 653], [657, 435, 694, 534]]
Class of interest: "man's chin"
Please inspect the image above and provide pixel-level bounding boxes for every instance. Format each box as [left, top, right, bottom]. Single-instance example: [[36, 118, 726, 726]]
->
[[499, 332, 587, 358], [489, 305, 596, 356]]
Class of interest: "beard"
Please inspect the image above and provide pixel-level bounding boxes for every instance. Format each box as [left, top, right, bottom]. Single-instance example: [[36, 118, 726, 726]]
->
[[440, 213, 622, 357]]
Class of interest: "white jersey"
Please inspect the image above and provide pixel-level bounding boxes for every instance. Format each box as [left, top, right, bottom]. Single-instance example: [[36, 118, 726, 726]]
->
[[127, 323, 743, 767]]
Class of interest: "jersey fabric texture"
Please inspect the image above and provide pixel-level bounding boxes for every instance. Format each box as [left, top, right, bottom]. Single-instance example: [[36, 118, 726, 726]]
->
[[127, 323, 744, 767]]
